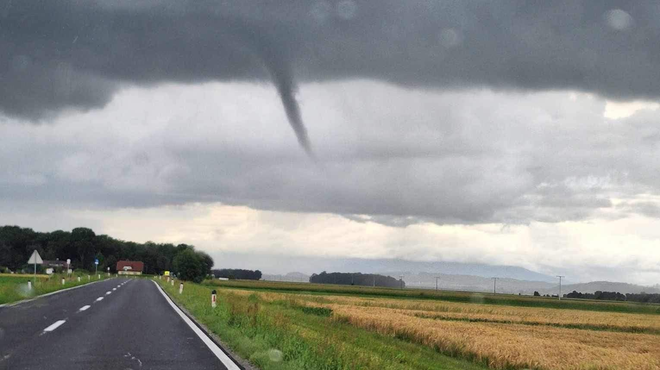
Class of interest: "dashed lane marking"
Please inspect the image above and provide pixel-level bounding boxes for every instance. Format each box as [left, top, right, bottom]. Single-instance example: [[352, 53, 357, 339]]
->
[[43, 320, 66, 332]]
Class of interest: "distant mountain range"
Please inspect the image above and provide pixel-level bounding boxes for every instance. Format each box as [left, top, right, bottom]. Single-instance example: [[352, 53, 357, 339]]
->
[[262, 272, 310, 283], [538, 281, 660, 295], [341, 259, 557, 283], [214, 254, 557, 282], [397, 272, 554, 294], [214, 253, 659, 295], [395, 273, 660, 295]]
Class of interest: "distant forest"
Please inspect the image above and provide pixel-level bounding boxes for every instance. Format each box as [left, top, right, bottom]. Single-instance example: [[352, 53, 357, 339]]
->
[[212, 269, 262, 280], [566, 290, 660, 303], [0, 226, 213, 278], [310, 272, 404, 288]]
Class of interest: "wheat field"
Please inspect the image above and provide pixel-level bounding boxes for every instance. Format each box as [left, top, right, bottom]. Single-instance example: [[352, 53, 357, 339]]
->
[[221, 286, 660, 369]]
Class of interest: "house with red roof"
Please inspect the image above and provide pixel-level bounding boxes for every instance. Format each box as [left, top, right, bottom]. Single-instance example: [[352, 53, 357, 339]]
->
[[116, 260, 144, 275]]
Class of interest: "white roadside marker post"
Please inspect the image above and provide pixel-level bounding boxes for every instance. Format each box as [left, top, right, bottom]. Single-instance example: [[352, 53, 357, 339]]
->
[[211, 290, 217, 308], [167, 276, 170, 283], [98, 274, 101, 280], [88, 275, 90, 281], [171, 279, 174, 286], [179, 282, 183, 294], [61, 278, 65, 285], [78, 277, 81, 282], [27, 281, 32, 290]]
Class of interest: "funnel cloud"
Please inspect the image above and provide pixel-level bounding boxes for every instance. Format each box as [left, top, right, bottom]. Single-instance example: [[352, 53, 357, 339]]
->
[[2, 0, 660, 155]]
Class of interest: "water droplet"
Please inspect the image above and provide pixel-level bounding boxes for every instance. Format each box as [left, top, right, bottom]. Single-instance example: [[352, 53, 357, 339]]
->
[[11, 55, 31, 72], [310, 1, 331, 24], [268, 349, 283, 362], [605, 9, 633, 31], [439, 28, 462, 48], [336, 0, 357, 20]]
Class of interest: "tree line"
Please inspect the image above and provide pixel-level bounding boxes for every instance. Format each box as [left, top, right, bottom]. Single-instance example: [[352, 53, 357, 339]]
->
[[212, 269, 262, 280], [565, 290, 660, 303], [0, 225, 213, 282], [309, 272, 404, 288]]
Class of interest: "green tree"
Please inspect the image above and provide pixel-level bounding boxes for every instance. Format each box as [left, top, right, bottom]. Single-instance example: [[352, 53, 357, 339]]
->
[[173, 248, 204, 283], [72, 227, 96, 270], [105, 255, 118, 273]]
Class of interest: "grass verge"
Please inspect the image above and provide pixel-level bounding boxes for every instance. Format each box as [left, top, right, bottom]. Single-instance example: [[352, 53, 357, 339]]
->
[[0, 273, 109, 305]]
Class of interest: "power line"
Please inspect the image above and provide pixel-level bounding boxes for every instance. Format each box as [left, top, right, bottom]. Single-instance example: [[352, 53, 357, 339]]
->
[[557, 275, 565, 300]]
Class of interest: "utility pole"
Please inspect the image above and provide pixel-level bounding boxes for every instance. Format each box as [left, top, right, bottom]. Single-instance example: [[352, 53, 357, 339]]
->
[[557, 276, 564, 300], [435, 276, 440, 291], [492, 277, 498, 294], [399, 275, 404, 289]]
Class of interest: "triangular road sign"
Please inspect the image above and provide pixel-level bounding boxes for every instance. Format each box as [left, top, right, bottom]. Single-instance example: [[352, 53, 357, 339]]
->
[[27, 250, 43, 264]]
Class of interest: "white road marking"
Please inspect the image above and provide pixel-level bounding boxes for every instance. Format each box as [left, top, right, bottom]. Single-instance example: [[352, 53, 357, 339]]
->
[[113, 288, 116, 291], [43, 320, 66, 332], [78, 305, 91, 312], [106, 291, 112, 295], [95, 297, 104, 302], [117, 285, 121, 288], [152, 281, 240, 370]]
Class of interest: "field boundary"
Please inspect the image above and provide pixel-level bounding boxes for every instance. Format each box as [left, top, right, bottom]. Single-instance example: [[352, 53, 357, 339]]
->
[[209, 281, 660, 315], [414, 312, 660, 335], [0, 273, 50, 278]]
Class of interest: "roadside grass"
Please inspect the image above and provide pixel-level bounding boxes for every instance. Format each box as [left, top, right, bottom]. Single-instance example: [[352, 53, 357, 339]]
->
[[0, 273, 108, 305], [209, 279, 660, 315], [157, 279, 486, 370]]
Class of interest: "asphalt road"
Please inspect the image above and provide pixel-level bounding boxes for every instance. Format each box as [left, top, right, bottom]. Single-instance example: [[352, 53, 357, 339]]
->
[[0, 278, 239, 370]]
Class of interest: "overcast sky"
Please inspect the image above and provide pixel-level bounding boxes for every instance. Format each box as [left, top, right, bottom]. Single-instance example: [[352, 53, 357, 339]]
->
[[2, 1, 660, 284]]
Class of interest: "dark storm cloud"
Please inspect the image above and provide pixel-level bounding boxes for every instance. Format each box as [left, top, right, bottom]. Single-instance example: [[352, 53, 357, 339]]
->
[[2, 0, 660, 149]]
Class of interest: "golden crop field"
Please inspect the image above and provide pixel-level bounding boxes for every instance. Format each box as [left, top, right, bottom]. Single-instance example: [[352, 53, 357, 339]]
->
[[220, 286, 660, 370]]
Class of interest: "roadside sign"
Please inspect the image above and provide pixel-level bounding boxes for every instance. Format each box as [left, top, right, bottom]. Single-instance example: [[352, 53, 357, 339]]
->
[[27, 250, 43, 264], [164, 271, 170, 276], [95, 259, 99, 265], [28, 250, 43, 284]]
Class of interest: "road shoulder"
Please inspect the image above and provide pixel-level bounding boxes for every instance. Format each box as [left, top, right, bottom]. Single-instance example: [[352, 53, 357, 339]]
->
[[153, 280, 256, 370]]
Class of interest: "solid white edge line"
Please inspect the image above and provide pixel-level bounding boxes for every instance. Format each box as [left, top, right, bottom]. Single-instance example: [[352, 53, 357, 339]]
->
[[152, 281, 241, 370], [0, 278, 112, 308], [43, 319, 66, 332]]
